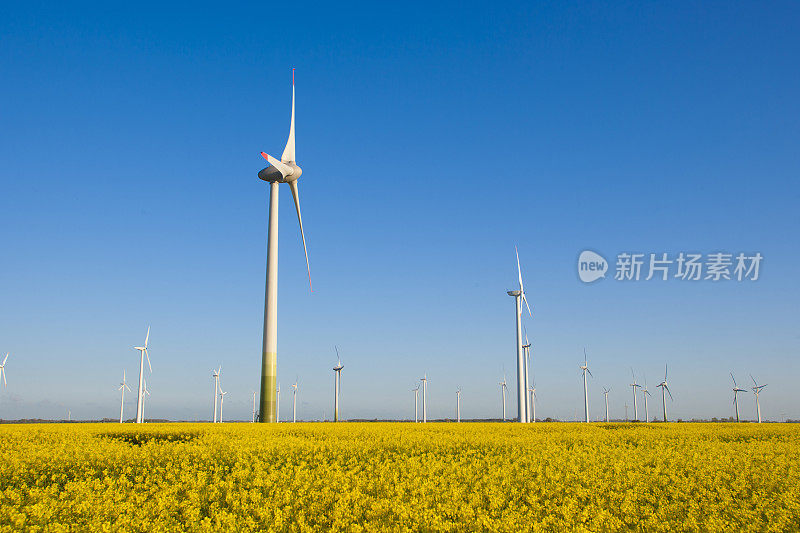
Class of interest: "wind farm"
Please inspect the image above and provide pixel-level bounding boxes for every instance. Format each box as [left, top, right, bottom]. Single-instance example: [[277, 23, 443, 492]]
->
[[2, 2, 799, 530]]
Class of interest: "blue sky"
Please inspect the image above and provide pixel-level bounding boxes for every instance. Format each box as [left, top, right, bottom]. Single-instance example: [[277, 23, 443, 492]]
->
[[1, 1, 798, 421]]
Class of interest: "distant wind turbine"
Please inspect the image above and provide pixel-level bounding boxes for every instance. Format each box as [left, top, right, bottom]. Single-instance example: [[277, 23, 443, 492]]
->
[[641, 377, 651, 422], [412, 384, 420, 423], [333, 346, 344, 422], [256, 69, 312, 423], [731, 373, 748, 423], [456, 388, 461, 423], [0, 353, 9, 387], [252, 391, 257, 423], [580, 348, 593, 423], [219, 389, 227, 423], [656, 365, 673, 422], [118, 370, 132, 423], [141, 380, 150, 423], [132, 326, 152, 424], [751, 375, 767, 423], [212, 366, 221, 423], [276, 383, 280, 423], [522, 330, 532, 422], [529, 379, 537, 423], [499, 375, 508, 421], [630, 369, 641, 421], [603, 387, 611, 423], [507, 247, 533, 423], [420, 374, 428, 423], [291, 378, 299, 423]]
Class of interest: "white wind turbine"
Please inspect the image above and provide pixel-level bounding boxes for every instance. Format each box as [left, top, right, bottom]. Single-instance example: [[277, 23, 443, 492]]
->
[[528, 378, 537, 423], [333, 346, 344, 422], [602, 387, 611, 423], [641, 377, 651, 422], [507, 247, 533, 423], [141, 380, 150, 423], [522, 330, 532, 422], [456, 388, 461, 423], [499, 374, 507, 421], [211, 366, 221, 423], [580, 348, 593, 423], [118, 370, 132, 423], [412, 384, 420, 423], [751, 375, 767, 423], [276, 383, 281, 423], [132, 327, 152, 424], [730, 373, 748, 423], [630, 369, 641, 421], [219, 389, 228, 423], [420, 374, 429, 423], [252, 391, 257, 423], [291, 378, 299, 423], [0, 353, 9, 387], [257, 69, 312, 423], [656, 365, 673, 422]]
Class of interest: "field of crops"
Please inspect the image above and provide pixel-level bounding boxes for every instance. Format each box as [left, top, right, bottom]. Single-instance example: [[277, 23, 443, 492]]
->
[[1, 422, 798, 531]]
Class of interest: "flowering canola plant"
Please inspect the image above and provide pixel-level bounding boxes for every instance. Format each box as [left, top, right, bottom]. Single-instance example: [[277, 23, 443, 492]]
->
[[1, 423, 798, 531]]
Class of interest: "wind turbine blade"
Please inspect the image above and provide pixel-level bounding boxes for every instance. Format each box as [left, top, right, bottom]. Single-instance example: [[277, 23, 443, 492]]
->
[[730, 372, 736, 387], [587, 369, 593, 378], [145, 349, 152, 373], [288, 180, 312, 291], [282, 70, 296, 162], [666, 386, 673, 401], [144, 326, 150, 348], [1, 369, 5, 387], [260, 152, 293, 177], [751, 374, 757, 387], [664, 364, 668, 381], [522, 293, 533, 318], [2, 353, 8, 366], [515, 246, 522, 289], [125, 383, 132, 392]]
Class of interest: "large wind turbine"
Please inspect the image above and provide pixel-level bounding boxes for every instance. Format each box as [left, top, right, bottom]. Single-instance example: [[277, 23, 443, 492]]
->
[[412, 385, 420, 423], [630, 369, 641, 421], [522, 331, 531, 422], [291, 379, 299, 423], [731, 373, 748, 423], [602, 387, 611, 422], [507, 247, 533, 423], [219, 389, 228, 423], [212, 366, 221, 423], [333, 346, 344, 422], [132, 327, 152, 424], [456, 388, 461, 423], [420, 374, 428, 423], [118, 370, 132, 423], [656, 365, 673, 422], [257, 70, 312, 423], [751, 375, 767, 423], [641, 377, 651, 422], [580, 348, 593, 423], [0, 353, 9, 387], [499, 375, 507, 421], [141, 380, 150, 423]]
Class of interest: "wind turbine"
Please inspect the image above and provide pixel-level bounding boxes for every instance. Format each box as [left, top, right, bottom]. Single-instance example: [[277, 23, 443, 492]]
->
[[522, 330, 532, 422], [630, 369, 641, 421], [602, 387, 611, 423], [420, 374, 428, 423], [580, 348, 592, 422], [731, 373, 748, 423], [219, 389, 228, 423], [507, 247, 533, 423], [499, 375, 507, 421], [257, 69, 312, 423], [291, 378, 299, 423], [132, 327, 152, 424], [641, 377, 651, 422], [141, 380, 150, 423], [252, 391, 257, 423], [412, 385, 420, 423], [656, 365, 673, 422], [212, 366, 221, 423], [276, 383, 281, 423], [118, 370, 132, 423], [0, 353, 9, 387], [333, 346, 344, 422], [456, 388, 461, 423], [751, 375, 767, 423], [529, 380, 537, 423]]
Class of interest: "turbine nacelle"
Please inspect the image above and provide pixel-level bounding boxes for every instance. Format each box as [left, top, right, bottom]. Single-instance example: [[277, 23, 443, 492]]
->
[[258, 154, 302, 183]]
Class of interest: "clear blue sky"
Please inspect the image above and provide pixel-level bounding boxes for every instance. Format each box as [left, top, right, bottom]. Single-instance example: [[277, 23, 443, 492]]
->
[[1, 1, 798, 421]]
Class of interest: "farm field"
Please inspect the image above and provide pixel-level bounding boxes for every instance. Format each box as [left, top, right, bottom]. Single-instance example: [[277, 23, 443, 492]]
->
[[1, 423, 798, 531]]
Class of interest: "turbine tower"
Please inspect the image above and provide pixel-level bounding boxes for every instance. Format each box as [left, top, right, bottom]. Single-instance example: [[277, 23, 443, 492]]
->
[[630, 369, 641, 421], [252, 391, 257, 423], [291, 379, 299, 423], [257, 69, 312, 423], [641, 377, 651, 422], [333, 346, 344, 422], [211, 366, 221, 423], [731, 373, 748, 422], [751, 375, 767, 423], [529, 380, 537, 423], [456, 388, 461, 423], [499, 375, 507, 421], [656, 365, 673, 422], [276, 383, 281, 423], [118, 370, 132, 423], [602, 387, 611, 422], [522, 331, 531, 422], [141, 380, 150, 423], [580, 348, 592, 423], [0, 353, 9, 387], [132, 327, 152, 424], [412, 385, 420, 423], [219, 389, 227, 423], [420, 374, 428, 423], [507, 247, 533, 423]]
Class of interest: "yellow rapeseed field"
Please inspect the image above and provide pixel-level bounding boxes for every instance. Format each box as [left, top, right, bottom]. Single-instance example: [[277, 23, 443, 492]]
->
[[1, 422, 798, 531]]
